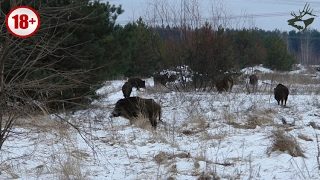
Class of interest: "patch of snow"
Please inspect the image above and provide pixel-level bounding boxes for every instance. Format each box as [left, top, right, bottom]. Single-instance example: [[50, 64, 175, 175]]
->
[[241, 64, 274, 74]]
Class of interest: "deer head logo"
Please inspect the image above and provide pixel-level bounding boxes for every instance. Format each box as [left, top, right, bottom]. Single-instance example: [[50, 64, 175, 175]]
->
[[287, 3, 317, 31]]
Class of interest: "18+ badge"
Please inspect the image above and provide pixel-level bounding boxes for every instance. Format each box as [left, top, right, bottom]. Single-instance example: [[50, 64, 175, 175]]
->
[[6, 6, 40, 38]]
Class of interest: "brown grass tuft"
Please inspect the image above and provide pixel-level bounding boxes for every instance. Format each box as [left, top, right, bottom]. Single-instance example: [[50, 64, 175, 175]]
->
[[132, 115, 153, 130], [247, 114, 275, 127], [298, 134, 313, 141], [154, 151, 167, 164], [268, 130, 306, 158], [227, 121, 256, 129], [181, 115, 209, 133]]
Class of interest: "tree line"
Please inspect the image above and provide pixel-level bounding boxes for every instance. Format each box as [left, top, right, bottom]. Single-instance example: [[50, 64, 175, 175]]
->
[[1, 0, 319, 111]]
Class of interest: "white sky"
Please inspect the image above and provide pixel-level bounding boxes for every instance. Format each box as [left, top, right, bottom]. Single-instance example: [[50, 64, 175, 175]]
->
[[106, 0, 320, 31]]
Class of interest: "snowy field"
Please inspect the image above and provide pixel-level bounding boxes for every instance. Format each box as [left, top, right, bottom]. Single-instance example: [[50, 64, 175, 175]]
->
[[1, 66, 320, 179]]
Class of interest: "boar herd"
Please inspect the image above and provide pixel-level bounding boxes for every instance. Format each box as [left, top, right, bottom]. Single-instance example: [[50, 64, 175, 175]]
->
[[111, 73, 290, 130], [113, 74, 179, 129]]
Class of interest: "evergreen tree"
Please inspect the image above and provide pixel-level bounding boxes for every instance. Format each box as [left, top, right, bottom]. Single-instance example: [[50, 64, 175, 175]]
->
[[233, 29, 266, 69], [1, 0, 124, 110], [115, 18, 161, 77], [264, 35, 295, 71]]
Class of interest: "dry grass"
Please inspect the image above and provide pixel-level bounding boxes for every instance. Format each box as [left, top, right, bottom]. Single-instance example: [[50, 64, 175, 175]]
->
[[235, 72, 320, 94], [131, 115, 154, 130], [259, 72, 320, 85], [247, 112, 275, 127], [298, 134, 313, 142], [56, 154, 85, 179], [225, 110, 275, 130], [2, 111, 93, 179], [268, 130, 306, 158], [1, 164, 20, 179], [154, 151, 167, 164]]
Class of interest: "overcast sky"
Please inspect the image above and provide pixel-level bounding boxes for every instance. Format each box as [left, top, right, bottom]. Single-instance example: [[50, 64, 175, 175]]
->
[[106, 0, 320, 31]]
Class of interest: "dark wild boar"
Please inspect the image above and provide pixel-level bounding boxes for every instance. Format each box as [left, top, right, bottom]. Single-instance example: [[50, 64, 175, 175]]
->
[[153, 73, 169, 86], [215, 80, 225, 93], [122, 81, 132, 98], [128, 78, 146, 90], [249, 74, 258, 86], [110, 97, 162, 129], [222, 75, 233, 92], [274, 84, 289, 106], [216, 75, 233, 93], [168, 74, 178, 82], [249, 74, 258, 93]]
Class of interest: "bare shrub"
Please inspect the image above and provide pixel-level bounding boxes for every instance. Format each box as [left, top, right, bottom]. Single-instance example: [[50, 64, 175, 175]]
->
[[268, 131, 306, 158]]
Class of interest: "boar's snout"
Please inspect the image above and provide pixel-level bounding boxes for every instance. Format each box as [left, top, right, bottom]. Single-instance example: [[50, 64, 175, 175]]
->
[[110, 111, 119, 118]]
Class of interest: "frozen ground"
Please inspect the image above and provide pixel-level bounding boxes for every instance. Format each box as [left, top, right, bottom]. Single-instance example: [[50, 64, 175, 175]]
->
[[1, 67, 320, 179]]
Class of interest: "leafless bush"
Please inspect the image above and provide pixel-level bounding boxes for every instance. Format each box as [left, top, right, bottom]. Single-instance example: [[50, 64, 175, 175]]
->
[[144, 0, 254, 30]]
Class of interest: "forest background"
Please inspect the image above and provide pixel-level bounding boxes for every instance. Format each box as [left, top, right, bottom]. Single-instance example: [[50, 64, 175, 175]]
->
[[0, 0, 319, 114]]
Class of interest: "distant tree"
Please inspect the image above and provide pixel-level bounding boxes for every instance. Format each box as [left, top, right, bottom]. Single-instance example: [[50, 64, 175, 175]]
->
[[264, 35, 295, 71], [287, 30, 301, 53], [309, 30, 320, 64], [117, 18, 162, 77], [233, 29, 266, 69], [186, 24, 236, 89]]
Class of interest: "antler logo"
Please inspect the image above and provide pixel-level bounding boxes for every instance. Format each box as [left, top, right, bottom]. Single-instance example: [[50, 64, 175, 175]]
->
[[287, 3, 317, 31]]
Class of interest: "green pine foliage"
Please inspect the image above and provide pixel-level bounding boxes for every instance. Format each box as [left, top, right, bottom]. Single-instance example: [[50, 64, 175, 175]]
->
[[115, 18, 162, 78], [233, 29, 267, 69], [264, 35, 295, 71], [1, 0, 124, 110]]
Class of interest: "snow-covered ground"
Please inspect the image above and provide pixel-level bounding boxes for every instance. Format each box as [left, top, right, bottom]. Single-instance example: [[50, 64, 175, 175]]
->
[[1, 66, 320, 179]]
